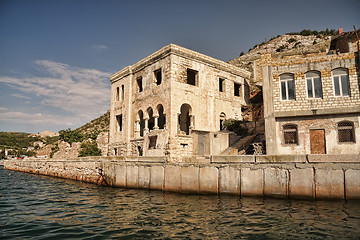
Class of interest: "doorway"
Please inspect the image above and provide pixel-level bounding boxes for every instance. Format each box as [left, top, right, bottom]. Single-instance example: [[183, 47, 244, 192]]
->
[[310, 129, 326, 154]]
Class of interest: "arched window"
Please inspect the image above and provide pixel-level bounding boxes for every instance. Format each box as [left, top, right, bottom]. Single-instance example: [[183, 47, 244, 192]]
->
[[157, 104, 166, 129], [279, 73, 295, 100], [283, 124, 298, 145], [220, 112, 226, 131], [179, 104, 192, 135], [338, 121, 355, 143], [305, 71, 322, 98], [138, 110, 145, 137], [332, 68, 350, 97], [147, 108, 154, 131], [116, 87, 119, 101]]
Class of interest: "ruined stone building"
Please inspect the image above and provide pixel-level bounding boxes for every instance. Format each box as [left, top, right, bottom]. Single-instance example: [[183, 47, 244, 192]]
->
[[109, 44, 250, 161], [257, 30, 360, 155]]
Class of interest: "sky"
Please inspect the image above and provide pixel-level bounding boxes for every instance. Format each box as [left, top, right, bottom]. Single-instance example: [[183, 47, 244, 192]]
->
[[0, 0, 359, 134]]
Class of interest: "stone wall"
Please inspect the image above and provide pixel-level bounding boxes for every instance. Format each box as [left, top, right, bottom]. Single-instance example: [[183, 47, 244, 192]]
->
[[4, 155, 360, 200]]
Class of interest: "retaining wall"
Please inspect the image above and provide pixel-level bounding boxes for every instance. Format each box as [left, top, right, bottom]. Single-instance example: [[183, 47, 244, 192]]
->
[[4, 155, 360, 200]]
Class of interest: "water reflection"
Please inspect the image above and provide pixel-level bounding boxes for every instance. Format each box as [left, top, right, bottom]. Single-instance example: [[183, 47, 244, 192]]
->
[[1, 166, 359, 239]]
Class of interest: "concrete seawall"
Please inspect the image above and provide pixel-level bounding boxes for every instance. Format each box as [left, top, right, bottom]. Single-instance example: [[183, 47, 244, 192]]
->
[[4, 155, 360, 200]]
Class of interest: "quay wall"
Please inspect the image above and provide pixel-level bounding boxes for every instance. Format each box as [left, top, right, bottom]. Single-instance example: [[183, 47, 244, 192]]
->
[[4, 155, 360, 200]]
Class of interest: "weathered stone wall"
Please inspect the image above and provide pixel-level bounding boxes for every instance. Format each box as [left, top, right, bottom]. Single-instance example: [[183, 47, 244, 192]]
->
[[4, 155, 360, 200]]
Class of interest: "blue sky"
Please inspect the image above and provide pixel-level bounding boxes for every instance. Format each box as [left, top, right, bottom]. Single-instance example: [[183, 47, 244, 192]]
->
[[0, 0, 359, 133]]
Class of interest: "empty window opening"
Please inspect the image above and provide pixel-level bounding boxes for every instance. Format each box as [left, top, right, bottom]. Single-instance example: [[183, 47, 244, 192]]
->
[[138, 110, 145, 137], [219, 78, 225, 92], [234, 82, 241, 97], [338, 121, 355, 143], [121, 85, 124, 101], [136, 77, 143, 92], [179, 104, 192, 135], [280, 73, 295, 100], [116, 114, 123, 132], [332, 68, 350, 97], [148, 136, 157, 149], [154, 69, 162, 85], [187, 69, 198, 86], [114, 148, 118, 156], [306, 71, 322, 98], [157, 105, 166, 129], [137, 146, 143, 156], [116, 87, 120, 101], [147, 108, 155, 131], [180, 143, 188, 148], [283, 124, 298, 145], [220, 112, 226, 131]]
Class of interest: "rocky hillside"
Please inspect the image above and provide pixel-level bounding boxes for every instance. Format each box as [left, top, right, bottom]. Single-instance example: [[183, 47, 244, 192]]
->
[[228, 29, 337, 74], [76, 110, 110, 135]]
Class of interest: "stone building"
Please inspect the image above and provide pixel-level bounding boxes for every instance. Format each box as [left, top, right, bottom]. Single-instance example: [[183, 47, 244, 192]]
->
[[258, 30, 360, 155], [109, 44, 250, 161]]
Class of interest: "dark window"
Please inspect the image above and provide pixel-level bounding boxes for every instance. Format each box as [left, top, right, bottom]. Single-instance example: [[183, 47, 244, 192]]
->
[[187, 69, 198, 86], [154, 69, 162, 85], [338, 121, 355, 143], [148, 136, 157, 149], [280, 73, 295, 100], [283, 124, 298, 145], [219, 78, 225, 92], [234, 82, 241, 97], [116, 114, 123, 132], [121, 85, 124, 100], [116, 87, 119, 101], [136, 77, 143, 92]]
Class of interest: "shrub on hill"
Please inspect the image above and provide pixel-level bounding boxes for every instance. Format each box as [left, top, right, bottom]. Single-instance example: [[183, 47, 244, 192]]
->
[[78, 141, 102, 157]]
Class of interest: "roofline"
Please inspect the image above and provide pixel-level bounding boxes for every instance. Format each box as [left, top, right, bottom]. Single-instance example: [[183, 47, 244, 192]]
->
[[110, 44, 251, 83]]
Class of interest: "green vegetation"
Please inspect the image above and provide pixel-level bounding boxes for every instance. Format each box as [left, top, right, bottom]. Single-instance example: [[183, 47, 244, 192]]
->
[[0, 132, 42, 149], [50, 143, 59, 158], [223, 119, 249, 137], [287, 28, 337, 37], [78, 141, 102, 157], [59, 128, 84, 145], [287, 37, 297, 43]]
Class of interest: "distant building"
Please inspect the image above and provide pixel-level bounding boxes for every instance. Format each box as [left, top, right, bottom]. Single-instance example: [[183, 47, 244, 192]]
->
[[109, 44, 250, 161], [257, 30, 360, 154]]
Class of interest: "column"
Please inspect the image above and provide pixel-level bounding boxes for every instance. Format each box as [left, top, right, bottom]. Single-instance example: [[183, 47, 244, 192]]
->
[[144, 117, 149, 135], [154, 115, 159, 130], [134, 120, 140, 138]]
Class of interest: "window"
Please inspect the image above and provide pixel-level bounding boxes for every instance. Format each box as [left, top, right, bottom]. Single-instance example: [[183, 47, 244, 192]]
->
[[136, 77, 143, 92], [332, 68, 350, 96], [283, 124, 298, 145], [116, 114, 123, 132], [116, 87, 119, 101], [280, 73, 295, 100], [220, 112, 226, 131], [154, 69, 162, 85], [338, 121, 355, 143], [306, 71, 322, 98], [219, 78, 225, 92], [121, 85, 124, 101], [187, 69, 198, 86], [234, 82, 241, 97], [148, 136, 157, 149]]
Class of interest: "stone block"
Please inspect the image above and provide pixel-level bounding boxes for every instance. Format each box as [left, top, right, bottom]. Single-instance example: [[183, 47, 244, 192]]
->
[[211, 155, 255, 163], [150, 165, 164, 190], [199, 166, 218, 194], [345, 169, 360, 199], [138, 166, 150, 189], [181, 166, 199, 193], [289, 168, 314, 199], [164, 165, 181, 192], [219, 166, 240, 195], [256, 155, 306, 163], [308, 154, 360, 163], [126, 165, 138, 188], [315, 169, 344, 199], [241, 168, 263, 197], [264, 168, 288, 198], [115, 164, 126, 187]]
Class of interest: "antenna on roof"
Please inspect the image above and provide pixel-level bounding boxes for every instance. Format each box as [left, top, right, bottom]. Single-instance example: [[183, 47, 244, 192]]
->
[[354, 25, 360, 41]]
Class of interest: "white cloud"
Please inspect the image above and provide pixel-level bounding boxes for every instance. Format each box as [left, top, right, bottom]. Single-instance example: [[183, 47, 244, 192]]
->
[[11, 93, 31, 99], [92, 44, 108, 52], [0, 111, 82, 126], [0, 60, 111, 127], [0, 107, 8, 111]]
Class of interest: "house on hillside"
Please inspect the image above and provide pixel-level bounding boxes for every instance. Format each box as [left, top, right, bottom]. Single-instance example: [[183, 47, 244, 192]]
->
[[109, 44, 251, 161], [257, 30, 360, 155]]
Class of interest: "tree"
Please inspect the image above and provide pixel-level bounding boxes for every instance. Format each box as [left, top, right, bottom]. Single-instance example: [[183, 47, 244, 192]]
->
[[78, 141, 102, 157], [59, 128, 84, 144]]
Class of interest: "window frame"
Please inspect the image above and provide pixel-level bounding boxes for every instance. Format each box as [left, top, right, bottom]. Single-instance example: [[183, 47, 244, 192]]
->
[[279, 73, 296, 101], [219, 78, 225, 92], [305, 71, 323, 99], [332, 68, 350, 97], [186, 68, 198, 86], [136, 77, 143, 93], [234, 82, 241, 97], [337, 121, 355, 144], [283, 124, 299, 145], [154, 68, 162, 85]]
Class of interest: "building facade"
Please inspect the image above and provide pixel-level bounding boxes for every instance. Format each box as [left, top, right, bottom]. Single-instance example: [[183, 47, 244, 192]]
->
[[258, 31, 360, 155], [109, 44, 250, 161]]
